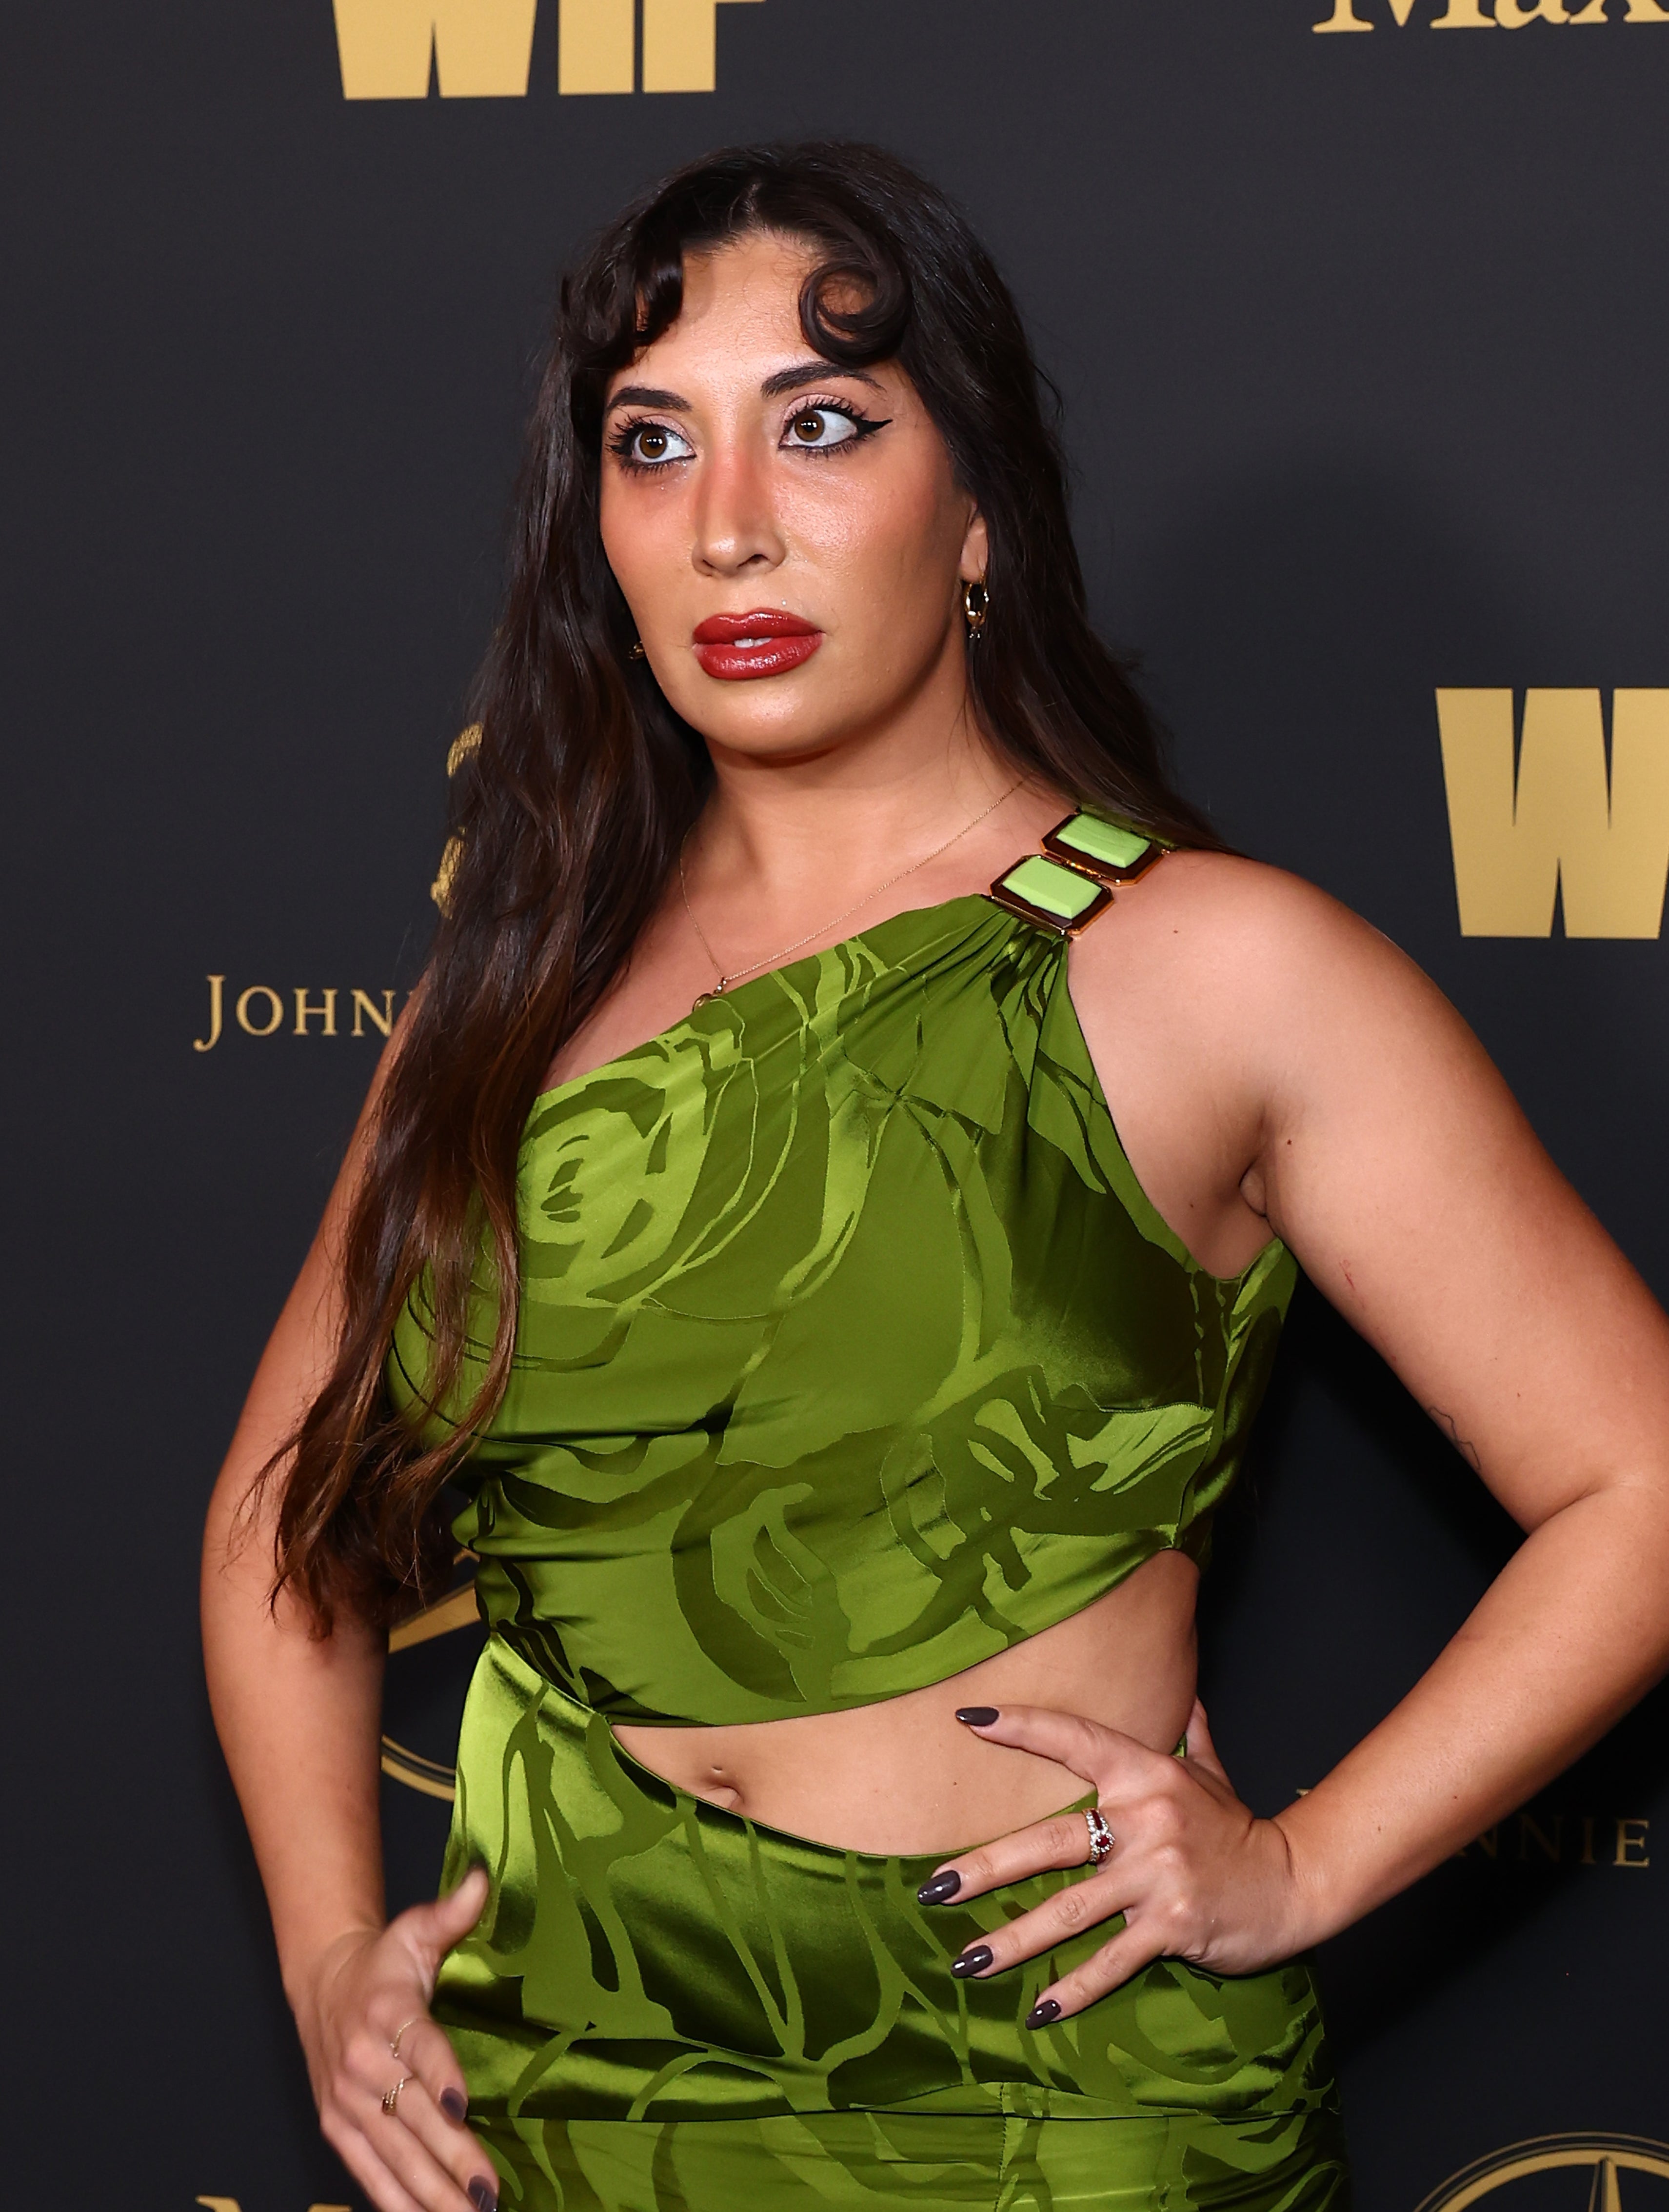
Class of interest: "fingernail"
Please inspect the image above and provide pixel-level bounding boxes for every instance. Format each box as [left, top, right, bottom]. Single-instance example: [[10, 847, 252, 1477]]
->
[[951, 1945, 993, 1978], [955, 1706, 999, 1727], [440, 2086, 469, 2123], [917, 1870, 961, 1906], [468, 2181, 498, 2212], [1025, 1998, 1062, 2029]]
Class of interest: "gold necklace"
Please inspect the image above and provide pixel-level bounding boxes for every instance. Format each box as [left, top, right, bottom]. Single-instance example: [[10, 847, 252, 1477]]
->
[[677, 781, 1022, 1014]]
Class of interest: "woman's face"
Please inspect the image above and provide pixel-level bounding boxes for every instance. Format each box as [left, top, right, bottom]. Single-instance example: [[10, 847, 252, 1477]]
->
[[598, 231, 987, 765]]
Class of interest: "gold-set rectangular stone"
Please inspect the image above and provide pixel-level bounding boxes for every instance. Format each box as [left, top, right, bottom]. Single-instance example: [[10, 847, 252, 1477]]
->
[[989, 853, 1113, 933], [1042, 811, 1161, 881], [986, 811, 1166, 934]]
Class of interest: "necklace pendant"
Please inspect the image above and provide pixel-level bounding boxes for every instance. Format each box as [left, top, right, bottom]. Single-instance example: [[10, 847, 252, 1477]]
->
[[692, 981, 727, 1012]]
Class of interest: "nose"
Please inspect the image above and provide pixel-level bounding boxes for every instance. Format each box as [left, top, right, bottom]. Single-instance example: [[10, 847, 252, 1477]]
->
[[691, 437, 785, 580]]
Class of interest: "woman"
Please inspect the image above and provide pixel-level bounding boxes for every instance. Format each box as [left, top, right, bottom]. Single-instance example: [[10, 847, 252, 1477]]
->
[[202, 142, 1669, 2212]]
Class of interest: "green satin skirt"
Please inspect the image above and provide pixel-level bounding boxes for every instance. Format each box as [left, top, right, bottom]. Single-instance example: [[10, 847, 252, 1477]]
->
[[434, 1637, 1350, 2209]]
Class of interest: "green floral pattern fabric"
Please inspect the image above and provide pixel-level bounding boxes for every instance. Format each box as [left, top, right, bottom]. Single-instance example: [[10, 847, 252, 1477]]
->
[[476, 2107, 1350, 2211], [393, 888, 1343, 2206], [434, 1641, 1341, 2137], [390, 895, 1298, 1728]]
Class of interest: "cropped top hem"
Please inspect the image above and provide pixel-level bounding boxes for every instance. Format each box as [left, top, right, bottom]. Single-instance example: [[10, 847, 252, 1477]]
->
[[481, 1519, 1217, 1729]]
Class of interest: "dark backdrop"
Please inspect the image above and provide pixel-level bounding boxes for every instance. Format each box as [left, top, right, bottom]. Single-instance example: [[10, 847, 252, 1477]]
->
[[5, 3, 1667, 2206]]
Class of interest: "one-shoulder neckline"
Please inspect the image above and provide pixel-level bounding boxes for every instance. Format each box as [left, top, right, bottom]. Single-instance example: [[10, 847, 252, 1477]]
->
[[524, 891, 1000, 1123], [520, 888, 1287, 1292]]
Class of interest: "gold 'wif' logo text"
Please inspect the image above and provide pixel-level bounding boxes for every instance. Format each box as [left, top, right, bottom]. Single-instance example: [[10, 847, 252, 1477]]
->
[[332, 0, 763, 98], [1316, 0, 1668, 28], [1438, 689, 1669, 937]]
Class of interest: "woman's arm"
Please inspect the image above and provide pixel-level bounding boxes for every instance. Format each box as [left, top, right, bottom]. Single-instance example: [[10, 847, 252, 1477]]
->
[[926, 861, 1669, 2016], [1245, 870, 1669, 1926], [201, 1064, 498, 2212]]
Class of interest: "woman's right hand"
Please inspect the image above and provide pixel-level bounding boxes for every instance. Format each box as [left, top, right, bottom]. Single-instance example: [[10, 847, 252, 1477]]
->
[[295, 1865, 499, 2212]]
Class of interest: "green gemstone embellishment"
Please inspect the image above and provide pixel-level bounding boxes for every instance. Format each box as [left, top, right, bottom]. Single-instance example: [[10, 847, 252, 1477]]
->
[[998, 855, 1104, 923], [1053, 814, 1152, 870]]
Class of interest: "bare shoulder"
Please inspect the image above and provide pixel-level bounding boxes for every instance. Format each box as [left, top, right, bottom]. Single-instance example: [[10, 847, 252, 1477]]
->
[[1086, 847, 1399, 982], [1067, 845, 1517, 1265], [1072, 847, 1456, 1061]]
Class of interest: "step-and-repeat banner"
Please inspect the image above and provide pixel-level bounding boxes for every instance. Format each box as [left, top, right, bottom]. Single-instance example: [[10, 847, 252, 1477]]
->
[[8, 2, 1667, 2206]]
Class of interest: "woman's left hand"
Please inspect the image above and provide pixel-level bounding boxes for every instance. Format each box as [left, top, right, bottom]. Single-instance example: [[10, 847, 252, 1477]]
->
[[922, 1700, 1311, 2024]]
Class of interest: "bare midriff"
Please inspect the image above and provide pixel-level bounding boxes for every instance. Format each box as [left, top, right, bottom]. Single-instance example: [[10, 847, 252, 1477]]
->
[[612, 1549, 1199, 1856]]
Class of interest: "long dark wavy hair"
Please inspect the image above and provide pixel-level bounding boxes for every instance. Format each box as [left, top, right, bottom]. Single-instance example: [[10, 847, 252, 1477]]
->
[[269, 139, 1223, 1630]]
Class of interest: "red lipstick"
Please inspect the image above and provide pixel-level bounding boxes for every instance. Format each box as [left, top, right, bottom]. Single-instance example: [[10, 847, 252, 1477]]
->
[[692, 609, 823, 682]]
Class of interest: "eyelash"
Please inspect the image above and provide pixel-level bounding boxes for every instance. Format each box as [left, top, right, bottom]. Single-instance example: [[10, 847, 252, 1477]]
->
[[780, 397, 890, 457], [607, 398, 889, 473]]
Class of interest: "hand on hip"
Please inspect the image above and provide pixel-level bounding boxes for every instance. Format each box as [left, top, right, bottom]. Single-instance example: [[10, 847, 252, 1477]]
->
[[918, 1701, 1309, 2026]]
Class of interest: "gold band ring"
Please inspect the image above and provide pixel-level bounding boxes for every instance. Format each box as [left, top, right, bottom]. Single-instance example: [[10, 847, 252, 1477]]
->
[[382, 2074, 411, 2117], [391, 2016, 424, 2061]]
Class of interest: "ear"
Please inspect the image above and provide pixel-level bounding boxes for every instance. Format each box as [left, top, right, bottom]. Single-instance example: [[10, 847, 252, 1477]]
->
[[959, 508, 990, 585]]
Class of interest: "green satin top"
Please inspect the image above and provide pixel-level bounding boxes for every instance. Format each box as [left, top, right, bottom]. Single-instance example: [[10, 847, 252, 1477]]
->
[[389, 842, 1297, 1729]]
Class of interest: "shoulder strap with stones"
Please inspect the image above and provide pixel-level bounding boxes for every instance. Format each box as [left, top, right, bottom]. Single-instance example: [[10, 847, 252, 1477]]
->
[[987, 810, 1172, 935]]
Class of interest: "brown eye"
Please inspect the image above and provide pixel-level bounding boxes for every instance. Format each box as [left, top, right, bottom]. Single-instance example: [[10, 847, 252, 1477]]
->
[[784, 408, 858, 450], [617, 421, 692, 466]]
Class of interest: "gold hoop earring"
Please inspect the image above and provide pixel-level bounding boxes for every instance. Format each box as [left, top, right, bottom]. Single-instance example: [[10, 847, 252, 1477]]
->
[[962, 581, 988, 639], [629, 640, 646, 661]]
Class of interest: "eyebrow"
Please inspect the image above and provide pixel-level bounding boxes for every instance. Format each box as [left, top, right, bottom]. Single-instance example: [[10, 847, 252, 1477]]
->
[[605, 361, 883, 412], [608, 384, 688, 411], [760, 360, 883, 400]]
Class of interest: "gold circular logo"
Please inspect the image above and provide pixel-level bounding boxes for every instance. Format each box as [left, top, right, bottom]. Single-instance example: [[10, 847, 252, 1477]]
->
[[1417, 2135, 1669, 2212], [381, 1568, 481, 1800]]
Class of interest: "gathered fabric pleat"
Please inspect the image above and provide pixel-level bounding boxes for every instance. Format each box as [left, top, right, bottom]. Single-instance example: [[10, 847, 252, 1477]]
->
[[478, 2109, 1351, 2212]]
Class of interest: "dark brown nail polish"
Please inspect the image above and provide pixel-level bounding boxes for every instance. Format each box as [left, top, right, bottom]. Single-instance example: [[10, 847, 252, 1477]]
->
[[1025, 1998, 1062, 2029], [951, 1944, 993, 1978], [917, 1870, 961, 1906], [468, 2180, 498, 2212], [955, 1706, 999, 1727], [440, 2086, 469, 2123]]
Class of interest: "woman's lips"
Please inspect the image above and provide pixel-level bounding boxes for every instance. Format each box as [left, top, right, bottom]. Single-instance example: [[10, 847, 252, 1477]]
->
[[691, 609, 823, 682]]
